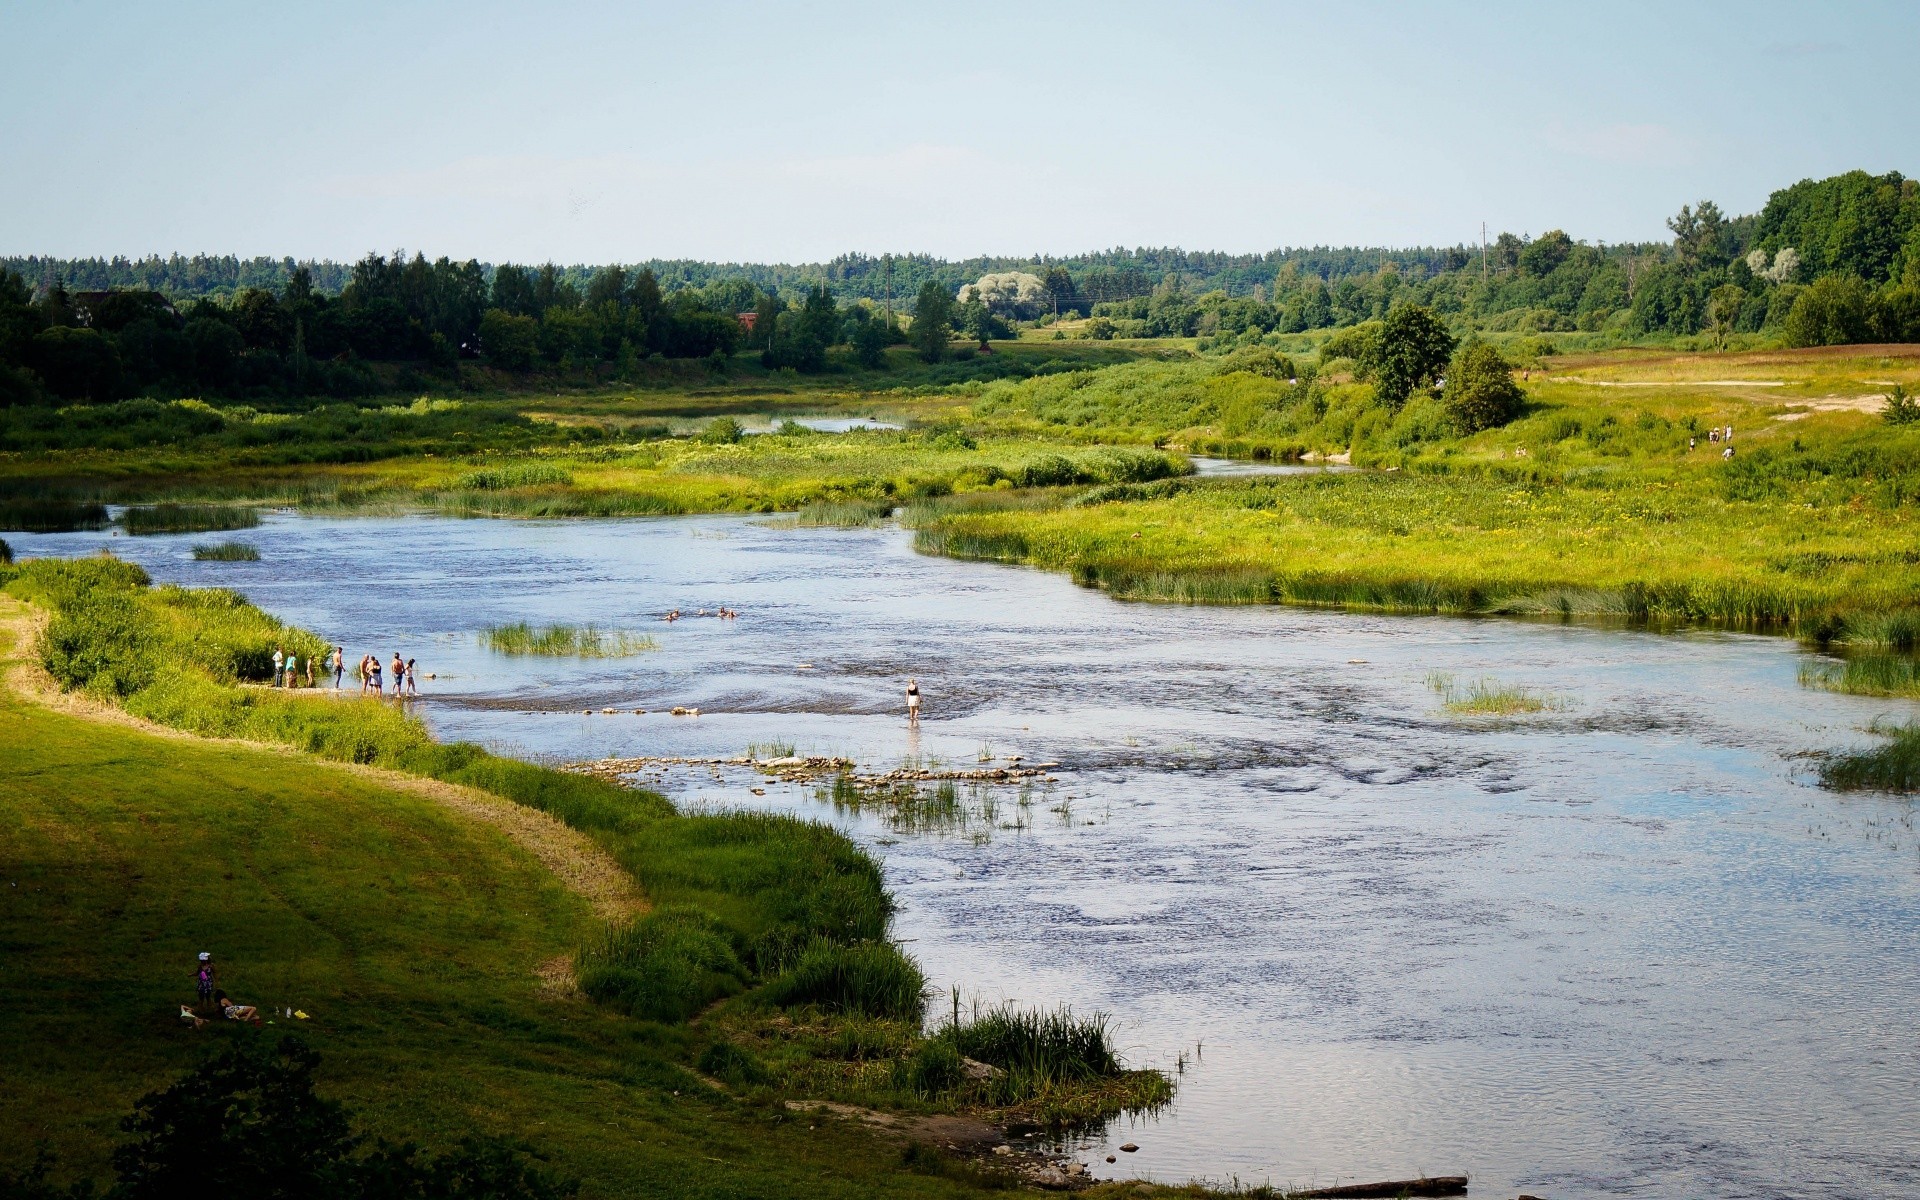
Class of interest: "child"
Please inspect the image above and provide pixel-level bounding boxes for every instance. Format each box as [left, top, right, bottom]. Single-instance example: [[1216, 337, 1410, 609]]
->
[[194, 952, 216, 1013]]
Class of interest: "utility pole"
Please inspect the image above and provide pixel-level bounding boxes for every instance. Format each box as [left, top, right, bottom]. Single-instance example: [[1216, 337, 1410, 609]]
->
[[883, 254, 893, 325], [1481, 222, 1488, 285]]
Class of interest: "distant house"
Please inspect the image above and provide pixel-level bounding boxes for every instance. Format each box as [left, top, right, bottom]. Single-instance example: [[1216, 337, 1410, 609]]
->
[[736, 311, 757, 334]]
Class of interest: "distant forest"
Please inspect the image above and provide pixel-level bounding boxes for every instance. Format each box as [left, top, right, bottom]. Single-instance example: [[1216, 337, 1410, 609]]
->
[[2, 169, 1917, 404]]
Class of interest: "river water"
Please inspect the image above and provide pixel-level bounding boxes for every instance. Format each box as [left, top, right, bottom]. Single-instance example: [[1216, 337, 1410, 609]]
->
[[9, 512, 1919, 1198]]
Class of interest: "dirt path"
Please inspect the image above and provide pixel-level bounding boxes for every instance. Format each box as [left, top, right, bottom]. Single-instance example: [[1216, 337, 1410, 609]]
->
[[0, 596, 646, 928]]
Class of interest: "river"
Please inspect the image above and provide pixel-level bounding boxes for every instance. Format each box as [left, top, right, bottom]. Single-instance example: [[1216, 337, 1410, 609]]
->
[[9, 511, 1919, 1198]]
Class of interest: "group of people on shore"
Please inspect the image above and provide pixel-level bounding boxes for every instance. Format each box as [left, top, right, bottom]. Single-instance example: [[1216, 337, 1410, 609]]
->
[[268, 645, 420, 696]]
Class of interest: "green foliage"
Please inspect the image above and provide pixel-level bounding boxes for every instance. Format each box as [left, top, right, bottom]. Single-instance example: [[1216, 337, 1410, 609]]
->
[[191, 541, 260, 561], [0, 497, 110, 532], [0, 538, 9, 566], [1820, 722, 1920, 793], [1443, 342, 1525, 433], [105, 1036, 576, 1200], [940, 1005, 1121, 1081], [699, 416, 744, 445], [1372, 304, 1455, 409], [1886, 384, 1920, 425], [480, 623, 657, 657], [762, 941, 927, 1021], [696, 1042, 769, 1088], [1784, 274, 1875, 347], [454, 463, 573, 490], [576, 908, 747, 1023], [120, 504, 260, 535], [909, 283, 952, 365]]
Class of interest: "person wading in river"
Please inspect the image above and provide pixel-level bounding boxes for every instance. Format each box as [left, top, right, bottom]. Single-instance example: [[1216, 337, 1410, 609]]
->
[[906, 678, 921, 725]]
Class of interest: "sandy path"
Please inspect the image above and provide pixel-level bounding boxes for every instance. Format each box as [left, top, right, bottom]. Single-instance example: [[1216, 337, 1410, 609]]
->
[[0, 596, 646, 927]]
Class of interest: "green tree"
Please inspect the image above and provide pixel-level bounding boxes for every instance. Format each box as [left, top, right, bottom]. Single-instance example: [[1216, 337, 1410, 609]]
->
[[1707, 284, 1746, 347], [910, 282, 952, 363], [1884, 383, 1920, 425], [1443, 341, 1525, 433], [1372, 305, 1455, 409], [1518, 230, 1574, 276], [479, 309, 540, 370], [1783, 275, 1874, 347], [28, 326, 122, 401], [849, 310, 890, 368]]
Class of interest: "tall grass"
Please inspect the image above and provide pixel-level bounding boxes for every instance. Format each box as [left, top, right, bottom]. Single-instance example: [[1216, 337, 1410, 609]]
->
[[1800, 654, 1920, 700], [1820, 723, 1920, 793], [191, 541, 260, 561], [791, 499, 895, 527], [481, 622, 658, 657], [576, 907, 747, 1022], [0, 497, 109, 532], [453, 462, 574, 490], [762, 940, 927, 1020], [119, 504, 260, 535], [1426, 671, 1557, 715]]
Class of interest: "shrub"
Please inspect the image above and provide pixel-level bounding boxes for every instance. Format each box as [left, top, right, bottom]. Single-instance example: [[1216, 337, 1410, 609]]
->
[[699, 416, 744, 445], [762, 940, 926, 1020], [0, 537, 9, 565], [575, 908, 746, 1023], [101, 1036, 577, 1200], [1884, 384, 1920, 426], [1444, 342, 1526, 433]]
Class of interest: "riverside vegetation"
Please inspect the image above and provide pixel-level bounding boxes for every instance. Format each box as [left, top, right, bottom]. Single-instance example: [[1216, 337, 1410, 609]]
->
[[0, 557, 1172, 1196]]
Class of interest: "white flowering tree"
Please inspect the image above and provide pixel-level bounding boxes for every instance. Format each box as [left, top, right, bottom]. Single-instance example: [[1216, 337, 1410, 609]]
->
[[956, 272, 1049, 319]]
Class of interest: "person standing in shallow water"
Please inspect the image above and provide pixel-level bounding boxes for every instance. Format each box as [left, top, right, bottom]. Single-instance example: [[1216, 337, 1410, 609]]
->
[[391, 653, 405, 697], [906, 678, 921, 725]]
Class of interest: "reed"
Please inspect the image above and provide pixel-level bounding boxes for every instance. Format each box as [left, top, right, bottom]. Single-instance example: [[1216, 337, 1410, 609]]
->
[[452, 462, 574, 490], [480, 622, 658, 657], [1427, 671, 1557, 715], [762, 939, 928, 1021], [119, 504, 260, 535], [1820, 722, 1920, 793], [0, 497, 110, 532], [791, 499, 895, 527], [191, 541, 260, 561], [1799, 654, 1920, 700]]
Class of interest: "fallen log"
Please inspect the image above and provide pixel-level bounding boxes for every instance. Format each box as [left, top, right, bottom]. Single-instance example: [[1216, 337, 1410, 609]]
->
[[1294, 1177, 1468, 1199]]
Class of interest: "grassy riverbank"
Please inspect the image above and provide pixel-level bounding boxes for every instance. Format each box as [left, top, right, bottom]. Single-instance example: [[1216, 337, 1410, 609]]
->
[[0, 559, 1172, 1195]]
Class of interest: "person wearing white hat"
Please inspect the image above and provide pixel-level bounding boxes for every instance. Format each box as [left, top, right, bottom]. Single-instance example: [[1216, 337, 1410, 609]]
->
[[194, 952, 216, 1014]]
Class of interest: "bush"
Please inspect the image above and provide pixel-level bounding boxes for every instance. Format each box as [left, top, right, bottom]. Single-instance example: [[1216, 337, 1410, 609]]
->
[[1784, 275, 1874, 347], [1443, 342, 1526, 433], [762, 940, 926, 1020], [0, 537, 9, 566], [575, 908, 746, 1023], [700, 416, 744, 445], [1885, 384, 1920, 425], [100, 1036, 576, 1200]]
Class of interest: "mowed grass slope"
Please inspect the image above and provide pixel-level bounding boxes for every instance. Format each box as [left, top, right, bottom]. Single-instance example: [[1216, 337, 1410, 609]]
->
[[0, 616, 992, 1199]]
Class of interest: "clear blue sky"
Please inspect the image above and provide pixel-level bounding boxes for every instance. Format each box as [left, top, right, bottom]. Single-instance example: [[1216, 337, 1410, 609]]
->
[[3, 0, 1914, 262]]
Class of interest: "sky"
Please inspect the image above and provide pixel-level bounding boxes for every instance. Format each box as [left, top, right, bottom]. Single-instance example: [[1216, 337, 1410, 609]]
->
[[2, 0, 1916, 264]]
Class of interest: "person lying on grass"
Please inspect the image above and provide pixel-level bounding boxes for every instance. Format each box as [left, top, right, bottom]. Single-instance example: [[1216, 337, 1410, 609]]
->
[[214, 990, 262, 1026]]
